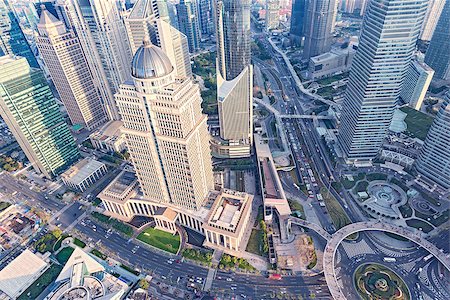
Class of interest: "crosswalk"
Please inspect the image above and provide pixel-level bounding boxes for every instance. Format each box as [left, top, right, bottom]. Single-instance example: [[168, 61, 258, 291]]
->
[[340, 239, 375, 258]]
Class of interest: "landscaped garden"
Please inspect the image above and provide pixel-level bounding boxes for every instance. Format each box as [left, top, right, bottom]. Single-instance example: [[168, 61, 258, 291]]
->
[[219, 254, 256, 272], [18, 264, 63, 300], [91, 212, 133, 236], [181, 248, 212, 266], [354, 264, 410, 300], [56, 246, 74, 264], [320, 187, 351, 230], [400, 106, 434, 141], [137, 227, 180, 254]]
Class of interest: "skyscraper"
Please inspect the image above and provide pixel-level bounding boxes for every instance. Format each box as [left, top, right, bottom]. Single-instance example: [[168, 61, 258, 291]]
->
[[290, 0, 305, 45], [338, 0, 428, 164], [400, 60, 434, 111], [36, 8, 107, 131], [176, 0, 201, 53], [265, 0, 279, 30], [69, 0, 132, 121], [302, 0, 337, 59], [197, 0, 213, 37], [0, 56, 80, 178], [415, 96, 450, 189], [123, 0, 192, 78], [116, 40, 214, 210], [214, 0, 253, 157], [424, 0, 450, 81], [0, 0, 38, 68], [419, 0, 445, 41]]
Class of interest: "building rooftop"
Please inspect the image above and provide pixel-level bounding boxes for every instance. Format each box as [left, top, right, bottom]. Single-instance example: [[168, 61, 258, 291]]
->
[[101, 170, 138, 201], [0, 249, 48, 299], [91, 121, 123, 140], [50, 247, 127, 300], [61, 158, 106, 185], [204, 189, 253, 235]]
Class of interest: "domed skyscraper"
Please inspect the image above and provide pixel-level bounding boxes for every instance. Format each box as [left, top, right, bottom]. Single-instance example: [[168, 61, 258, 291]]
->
[[115, 39, 214, 212]]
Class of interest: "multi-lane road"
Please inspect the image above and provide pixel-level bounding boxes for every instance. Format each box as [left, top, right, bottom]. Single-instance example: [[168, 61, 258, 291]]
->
[[74, 216, 331, 299]]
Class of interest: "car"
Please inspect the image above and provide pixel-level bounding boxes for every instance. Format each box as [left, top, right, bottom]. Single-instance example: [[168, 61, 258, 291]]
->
[[226, 278, 233, 282], [167, 260, 173, 264]]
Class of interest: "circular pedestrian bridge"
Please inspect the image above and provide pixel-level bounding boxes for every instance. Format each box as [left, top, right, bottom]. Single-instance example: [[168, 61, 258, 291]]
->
[[287, 217, 450, 299]]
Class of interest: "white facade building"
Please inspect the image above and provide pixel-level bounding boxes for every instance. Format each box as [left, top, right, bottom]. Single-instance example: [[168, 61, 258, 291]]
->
[[123, 0, 192, 78], [400, 60, 434, 111], [115, 39, 213, 211], [307, 46, 355, 80], [69, 0, 132, 121], [265, 0, 279, 30], [36, 8, 107, 130], [61, 158, 107, 192], [419, 0, 445, 41], [89, 120, 126, 153]]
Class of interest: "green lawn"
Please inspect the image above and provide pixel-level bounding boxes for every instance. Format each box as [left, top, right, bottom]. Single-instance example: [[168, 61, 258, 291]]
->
[[73, 238, 86, 248], [91, 249, 107, 260], [400, 106, 434, 141], [56, 247, 74, 264], [321, 187, 352, 230], [137, 227, 180, 254], [18, 264, 62, 300], [406, 219, 434, 233], [246, 229, 265, 256]]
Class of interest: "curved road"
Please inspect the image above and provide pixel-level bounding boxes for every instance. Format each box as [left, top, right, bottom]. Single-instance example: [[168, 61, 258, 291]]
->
[[321, 220, 450, 299]]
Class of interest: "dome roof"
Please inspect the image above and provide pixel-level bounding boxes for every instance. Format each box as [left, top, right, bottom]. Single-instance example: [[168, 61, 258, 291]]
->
[[131, 39, 173, 79]]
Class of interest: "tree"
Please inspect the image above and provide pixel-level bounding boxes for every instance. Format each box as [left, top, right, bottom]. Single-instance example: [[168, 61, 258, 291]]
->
[[139, 278, 149, 290], [52, 228, 62, 239], [309, 292, 316, 299]]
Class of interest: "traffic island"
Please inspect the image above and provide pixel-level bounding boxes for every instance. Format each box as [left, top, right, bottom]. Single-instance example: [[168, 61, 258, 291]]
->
[[354, 263, 410, 300]]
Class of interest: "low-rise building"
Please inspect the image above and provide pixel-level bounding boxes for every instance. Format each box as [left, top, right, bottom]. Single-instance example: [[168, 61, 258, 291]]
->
[[203, 190, 253, 251], [0, 249, 48, 299], [98, 170, 254, 254], [47, 247, 128, 300], [89, 121, 126, 153], [61, 158, 107, 192], [307, 46, 355, 80]]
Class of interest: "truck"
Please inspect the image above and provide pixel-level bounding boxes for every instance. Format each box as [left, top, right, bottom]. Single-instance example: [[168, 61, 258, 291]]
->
[[268, 273, 282, 280], [383, 257, 396, 262]]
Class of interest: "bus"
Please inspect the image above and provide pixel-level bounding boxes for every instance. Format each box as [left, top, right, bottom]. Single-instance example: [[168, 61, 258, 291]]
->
[[423, 254, 433, 262], [383, 257, 396, 262]]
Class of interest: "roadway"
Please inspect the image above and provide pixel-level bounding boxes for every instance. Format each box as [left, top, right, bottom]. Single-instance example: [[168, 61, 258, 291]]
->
[[73, 216, 331, 299]]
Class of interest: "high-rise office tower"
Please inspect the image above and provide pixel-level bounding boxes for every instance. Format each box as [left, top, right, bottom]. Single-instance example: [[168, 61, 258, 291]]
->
[[400, 60, 434, 111], [0, 56, 80, 178], [415, 96, 450, 189], [116, 40, 214, 210], [339, 0, 368, 15], [302, 0, 337, 59], [198, 0, 213, 37], [123, 0, 192, 78], [36, 8, 107, 131], [176, 0, 201, 53], [338, 0, 428, 164], [69, 0, 132, 121], [54, 0, 76, 31], [215, 0, 253, 158], [265, 0, 279, 30], [419, 0, 445, 41], [0, 0, 38, 68], [290, 0, 305, 45], [424, 0, 450, 81]]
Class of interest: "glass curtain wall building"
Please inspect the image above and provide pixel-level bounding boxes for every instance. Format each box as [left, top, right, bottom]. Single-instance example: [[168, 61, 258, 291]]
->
[[338, 0, 428, 163], [0, 56, 80, 178], [0, 0, 38, 68]]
